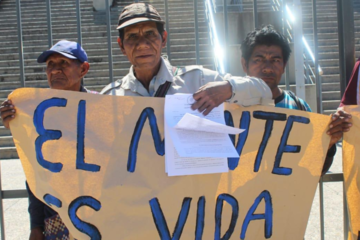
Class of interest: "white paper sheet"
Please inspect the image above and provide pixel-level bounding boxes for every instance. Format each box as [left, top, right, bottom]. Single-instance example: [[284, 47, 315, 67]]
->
[[175, 113, 245, 134], [164, 94, 245, 176]]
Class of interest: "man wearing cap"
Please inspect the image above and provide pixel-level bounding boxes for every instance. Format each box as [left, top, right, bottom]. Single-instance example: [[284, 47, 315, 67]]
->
[[101, 2, 273, 115], [0, 40, 93, 240]]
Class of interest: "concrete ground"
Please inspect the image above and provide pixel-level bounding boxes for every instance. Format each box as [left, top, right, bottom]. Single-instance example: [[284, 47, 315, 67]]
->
[[0, 144, 346, 240]]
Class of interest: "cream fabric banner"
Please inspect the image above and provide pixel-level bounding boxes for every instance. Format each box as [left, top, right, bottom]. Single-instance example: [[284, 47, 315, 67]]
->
[[343, 105, 360, 240], [9, 88, 331, 240]]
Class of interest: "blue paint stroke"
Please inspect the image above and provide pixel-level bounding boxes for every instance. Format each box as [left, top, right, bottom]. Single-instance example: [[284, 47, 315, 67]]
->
[[272, 115, 310, 175], [68, 196, 102, 240], [240, 190, 273, 239], [253, 111, 287, 172], [43, 194, 62, 208], [128, 107, 164, 172], [195, 196, 205, 240], [214, 194, 239, 240], [226, 111, 250, 170], [76, 100, 100, 172], [149, 197, 192, 240], [33, 98, 67, 172]]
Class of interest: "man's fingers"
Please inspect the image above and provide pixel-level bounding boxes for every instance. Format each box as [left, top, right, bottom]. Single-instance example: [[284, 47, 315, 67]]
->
[[191, 97, 204, 111], [192, 89, 206, 101], [202, 106, 215, 116], [342, 122, 352, 132], [327, 124, 343, 135], [1, 109, 15, 119]]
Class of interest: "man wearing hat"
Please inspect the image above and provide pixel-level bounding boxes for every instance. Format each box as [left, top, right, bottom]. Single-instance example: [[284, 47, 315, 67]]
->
[[101, 2, 273, 115], [0, 40, 93, 240]]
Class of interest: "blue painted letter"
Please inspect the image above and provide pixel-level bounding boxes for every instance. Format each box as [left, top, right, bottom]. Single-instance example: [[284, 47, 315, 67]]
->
[[43, 194, 62, 208], [272, 115, 310, 175], [68, 196, 102, 240], [225, 111, 250, 170], [195, 196, 205, 240], [33, 98, 67, 172], [214, 194, 239, 240], [76, 100, 100, 172], [128, 107, 164, 172], [149, 197, 192, 240], [240, 190, 273, 239], [253, 111, 287, 172]]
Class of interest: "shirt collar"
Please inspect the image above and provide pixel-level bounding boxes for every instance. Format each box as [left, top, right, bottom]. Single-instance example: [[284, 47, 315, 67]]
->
[[121, 57, 175, 96]]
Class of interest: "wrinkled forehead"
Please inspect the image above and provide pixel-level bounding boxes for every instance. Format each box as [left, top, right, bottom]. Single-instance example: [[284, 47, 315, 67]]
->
[[123, 21, 158, 34], [251, 45, 283, 58]]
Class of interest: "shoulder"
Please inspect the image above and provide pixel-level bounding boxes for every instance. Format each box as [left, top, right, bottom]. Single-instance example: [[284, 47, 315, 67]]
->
[[298, 98, 312, 112], [100, 79, 123, 95], [176, 65, 204, 76], [81, 86, 99, 94], [284, 90, 312, 112]]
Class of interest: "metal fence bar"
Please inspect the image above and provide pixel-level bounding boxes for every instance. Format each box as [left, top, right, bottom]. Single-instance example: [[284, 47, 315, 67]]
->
[[194, 0, 200, 65], [312, 0, 322, 113], [343, 181, 349, 240], [223, 0, 228, 73], [319, 177, 325, 240], [46, 0, 53, 48], [164, 0, 171, 60], [76, 0, 82, 45], [106, 0, 114, 83], [0, 164, 6, 240], [16, 0, 25, 88], [253, 0, 258, 28]]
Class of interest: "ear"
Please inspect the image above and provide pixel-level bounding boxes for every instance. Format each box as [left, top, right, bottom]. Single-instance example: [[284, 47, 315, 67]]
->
[[241, 58, 248, 74], [161, 30, 168, 48], [79, 62, 90, 78], [117, 37, 126, 55]]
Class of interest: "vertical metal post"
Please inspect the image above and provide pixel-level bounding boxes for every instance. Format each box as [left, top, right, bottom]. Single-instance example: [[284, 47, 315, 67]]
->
[[253, 0, 258, 28], [0, 164, 5, 240], [16, 0, 25, 88], [223, 0, 229, 73], [285, 66, 290, 90], [305, 57, 310, 83], [319, 178, 325, 240], [292, 1, 305, 100], [337, 0, 355, 95], [106, 0, 114, 83], [164, 0, 171, 60], [194, 0, 200, 65], [313, 0, 322, 113], [76, 0, 82, 46], [282, 0, 290, 90], [343, 182, 349, 240], [46, 0, 53, 47]]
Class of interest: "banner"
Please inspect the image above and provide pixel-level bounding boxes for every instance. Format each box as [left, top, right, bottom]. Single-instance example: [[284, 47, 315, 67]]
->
[[10, 88, 331, 240], [343, 105, 360, 240]]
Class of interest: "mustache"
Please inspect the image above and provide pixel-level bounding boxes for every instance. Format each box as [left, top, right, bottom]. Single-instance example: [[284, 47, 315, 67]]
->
[[258, 73, 276, 79]]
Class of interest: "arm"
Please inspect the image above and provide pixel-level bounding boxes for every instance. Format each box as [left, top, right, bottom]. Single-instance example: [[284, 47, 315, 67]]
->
[[191, 72, 272, 115], [321, 108, 352, 175], [0, 99, 16, 129], [26, 182, 45, 239], [29, 228, 44, 240]]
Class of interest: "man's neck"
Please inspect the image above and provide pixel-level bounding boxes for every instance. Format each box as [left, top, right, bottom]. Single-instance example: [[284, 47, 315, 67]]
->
[[133, 60, 162, 91], [272, 87, 282, 100]]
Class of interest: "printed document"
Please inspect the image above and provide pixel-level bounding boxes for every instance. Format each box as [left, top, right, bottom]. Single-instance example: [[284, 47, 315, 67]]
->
[[164, 94, 245, 176]]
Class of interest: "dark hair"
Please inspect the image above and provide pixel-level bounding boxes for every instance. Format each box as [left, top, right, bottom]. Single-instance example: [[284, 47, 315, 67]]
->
[[241, 25, 291, 65], [118, 22, 165, 46]]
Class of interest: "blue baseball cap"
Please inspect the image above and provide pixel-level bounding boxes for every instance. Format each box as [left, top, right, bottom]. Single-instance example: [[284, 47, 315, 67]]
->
[[37, 40, 88, 63]]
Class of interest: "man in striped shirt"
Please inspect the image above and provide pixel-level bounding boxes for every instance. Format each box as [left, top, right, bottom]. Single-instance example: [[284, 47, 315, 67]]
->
[[240, 25, 352, 174]]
